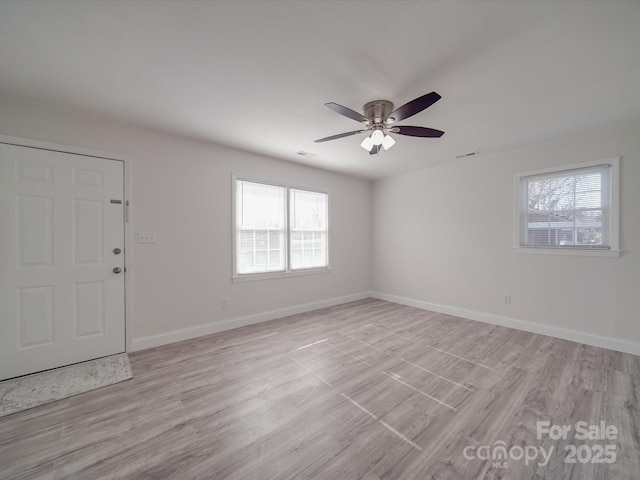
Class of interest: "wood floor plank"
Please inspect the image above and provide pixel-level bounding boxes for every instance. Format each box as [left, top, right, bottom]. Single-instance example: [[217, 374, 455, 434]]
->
[[1, 299, 639, 479]]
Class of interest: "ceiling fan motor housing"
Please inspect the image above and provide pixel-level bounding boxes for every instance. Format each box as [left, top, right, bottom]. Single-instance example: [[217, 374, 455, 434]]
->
[[363, 100, 394, 124]]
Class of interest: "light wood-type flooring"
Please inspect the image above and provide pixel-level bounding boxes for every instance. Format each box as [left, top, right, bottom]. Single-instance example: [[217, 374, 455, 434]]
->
[[1, 299, 639, 479]]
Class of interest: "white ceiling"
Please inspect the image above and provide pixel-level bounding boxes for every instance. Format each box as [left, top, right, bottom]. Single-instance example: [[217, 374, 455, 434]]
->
[[1, 1, 639, 180]]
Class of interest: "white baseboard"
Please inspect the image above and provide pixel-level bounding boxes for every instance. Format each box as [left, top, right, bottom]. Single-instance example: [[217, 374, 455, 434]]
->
[[131, 292, 371, 351], [370, 291, 640, 356]]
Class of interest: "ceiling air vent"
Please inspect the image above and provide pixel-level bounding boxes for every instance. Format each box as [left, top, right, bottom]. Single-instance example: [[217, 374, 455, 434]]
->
[[297, 151, 318, 157]]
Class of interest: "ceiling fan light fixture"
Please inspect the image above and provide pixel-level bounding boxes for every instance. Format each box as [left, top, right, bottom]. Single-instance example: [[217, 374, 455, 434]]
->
[[360, 135, 374, 151], [382, 133, 396, 150], [371, 128, 384, 146]]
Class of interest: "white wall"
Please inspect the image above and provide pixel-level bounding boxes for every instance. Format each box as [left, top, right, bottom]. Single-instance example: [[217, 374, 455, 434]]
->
[[372, 123, 640, 352], [0, 96, 372, 349]]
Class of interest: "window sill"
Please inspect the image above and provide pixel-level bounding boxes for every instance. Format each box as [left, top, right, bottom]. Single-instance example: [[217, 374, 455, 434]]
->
[[232, 267, 332, 282], [513, 247, 621, 258]]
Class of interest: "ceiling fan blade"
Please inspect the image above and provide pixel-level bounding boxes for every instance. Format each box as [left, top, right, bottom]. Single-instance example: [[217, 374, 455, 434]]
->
[[314, 130, 367, 143], [387, 92, 441, 122], [369, 144, 382, 155], [392, 126, 445, 138], [325, 102, 369, 123]]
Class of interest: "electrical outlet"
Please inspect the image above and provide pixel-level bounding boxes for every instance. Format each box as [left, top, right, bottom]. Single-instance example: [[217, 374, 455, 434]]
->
[[137, 232, 157, 244], [504, 294, 511, 304], [222, 297, 229, 309]]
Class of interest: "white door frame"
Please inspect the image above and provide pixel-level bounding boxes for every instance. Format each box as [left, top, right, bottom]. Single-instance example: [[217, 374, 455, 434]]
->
[[0, 134, 133, 353]]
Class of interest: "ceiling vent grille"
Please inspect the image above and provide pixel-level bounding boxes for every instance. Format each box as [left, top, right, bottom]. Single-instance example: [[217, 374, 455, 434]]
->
[[297, 151, 318, 157], [455, 151, 478, 159]]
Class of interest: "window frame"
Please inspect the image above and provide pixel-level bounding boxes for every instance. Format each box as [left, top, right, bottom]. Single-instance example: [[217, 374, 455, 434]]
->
[[232, 174, 331, 281], [513, 158, 620, 257]]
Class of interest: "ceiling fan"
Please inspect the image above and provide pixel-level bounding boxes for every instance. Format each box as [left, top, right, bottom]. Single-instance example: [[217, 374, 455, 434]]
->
[[314, 92, 444, 154]]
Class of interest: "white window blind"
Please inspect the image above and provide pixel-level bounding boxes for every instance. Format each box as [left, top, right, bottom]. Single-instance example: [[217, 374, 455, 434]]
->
[[519, 164, 611, 249], [234, 178, 329, 277]]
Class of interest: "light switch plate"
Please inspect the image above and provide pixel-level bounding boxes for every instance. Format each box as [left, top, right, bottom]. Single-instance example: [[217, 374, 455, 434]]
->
[[137, 232, 157, 244]]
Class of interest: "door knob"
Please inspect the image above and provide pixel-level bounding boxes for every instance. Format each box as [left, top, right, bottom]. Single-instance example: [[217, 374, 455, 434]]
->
[[113, 248, 122, 255], [113, 267, 122, 274]]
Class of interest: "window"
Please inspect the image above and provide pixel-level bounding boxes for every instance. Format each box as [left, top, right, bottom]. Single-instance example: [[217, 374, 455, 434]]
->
[[236, 181, 285, 274], [234, 177, 329, 278], [290, 189, 328, 270], [515, 158, 619, 256]]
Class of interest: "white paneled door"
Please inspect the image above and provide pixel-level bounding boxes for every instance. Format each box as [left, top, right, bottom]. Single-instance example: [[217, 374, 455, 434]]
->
[[0, 143, 125, 381]]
